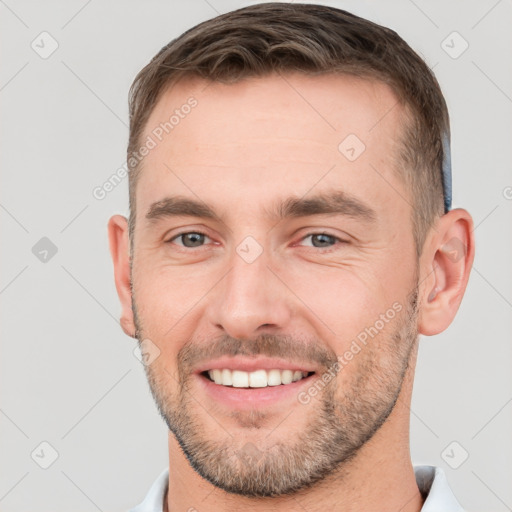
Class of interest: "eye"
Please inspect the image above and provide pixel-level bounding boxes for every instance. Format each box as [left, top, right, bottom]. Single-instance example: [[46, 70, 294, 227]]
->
[[299, 233, 342, 248], [169, 231, 211, 248]]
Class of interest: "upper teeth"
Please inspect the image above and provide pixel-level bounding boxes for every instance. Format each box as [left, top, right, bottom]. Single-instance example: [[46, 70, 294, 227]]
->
[[207, 369, 310, 388]]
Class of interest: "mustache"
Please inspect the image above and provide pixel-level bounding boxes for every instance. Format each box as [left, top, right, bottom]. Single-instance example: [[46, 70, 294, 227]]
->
[[178, 333, 339, 374]]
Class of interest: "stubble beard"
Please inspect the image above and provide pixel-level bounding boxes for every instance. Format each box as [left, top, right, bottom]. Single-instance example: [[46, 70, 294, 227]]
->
[[133, 287, 419, 498]]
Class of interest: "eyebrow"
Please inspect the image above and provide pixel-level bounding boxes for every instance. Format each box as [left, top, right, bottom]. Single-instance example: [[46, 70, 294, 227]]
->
[[146, 196, 222, 223], [145, 191, 376, 225], [268, 191, 376, 223]]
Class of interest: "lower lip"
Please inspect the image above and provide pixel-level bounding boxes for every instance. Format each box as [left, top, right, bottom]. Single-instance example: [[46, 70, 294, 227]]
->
[[195, 372, 316, 409]]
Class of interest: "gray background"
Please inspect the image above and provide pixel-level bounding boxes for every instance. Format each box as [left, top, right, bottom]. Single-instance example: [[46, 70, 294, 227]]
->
[[1, 0, 511, 510]]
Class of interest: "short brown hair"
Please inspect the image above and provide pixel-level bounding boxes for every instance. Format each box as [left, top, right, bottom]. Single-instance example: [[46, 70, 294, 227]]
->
[[127, 2, 449, 254]]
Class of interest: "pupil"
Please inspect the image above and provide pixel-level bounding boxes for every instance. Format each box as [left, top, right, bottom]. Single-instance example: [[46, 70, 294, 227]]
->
[[312, 234, 334, 247], [183, 233, 204, 247]]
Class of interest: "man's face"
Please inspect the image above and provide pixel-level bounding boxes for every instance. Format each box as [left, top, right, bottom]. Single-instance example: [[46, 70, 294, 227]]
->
[[131, 73, 420, 496]]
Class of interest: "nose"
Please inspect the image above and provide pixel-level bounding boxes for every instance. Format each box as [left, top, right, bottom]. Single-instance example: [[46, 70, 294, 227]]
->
[[207, 249, 292, 340]]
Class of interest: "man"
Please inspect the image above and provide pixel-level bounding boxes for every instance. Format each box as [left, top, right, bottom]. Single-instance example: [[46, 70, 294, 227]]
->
[[108, 3, 474, 511]]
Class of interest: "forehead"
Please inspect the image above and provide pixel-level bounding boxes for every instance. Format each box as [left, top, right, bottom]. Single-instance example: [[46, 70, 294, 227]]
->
[[144, 72, 404, 151], [136, 73, 409, 221]]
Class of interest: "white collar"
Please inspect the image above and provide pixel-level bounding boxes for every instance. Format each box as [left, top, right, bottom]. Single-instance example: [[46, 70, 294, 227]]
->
[[415, 465, 465, 511], [130, 465, 464, 512]]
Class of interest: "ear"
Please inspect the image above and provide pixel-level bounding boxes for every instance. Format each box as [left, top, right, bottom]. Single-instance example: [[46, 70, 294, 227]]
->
[[417, 208, 475, 336], [108, 215, 136, 337]]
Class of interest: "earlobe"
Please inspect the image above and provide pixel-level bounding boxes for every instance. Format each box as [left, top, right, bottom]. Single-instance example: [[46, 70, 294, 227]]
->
[[418, 208, 475, 336], [108, 215, 136, 338]]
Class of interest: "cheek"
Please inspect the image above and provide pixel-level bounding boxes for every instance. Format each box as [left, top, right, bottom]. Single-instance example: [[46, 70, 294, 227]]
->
[[133, 262, 218, 340], [281, 262, 388, 340]]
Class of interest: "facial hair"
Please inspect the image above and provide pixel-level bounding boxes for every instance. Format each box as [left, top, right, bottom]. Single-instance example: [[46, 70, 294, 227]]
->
[[133, 287, 419, 498]]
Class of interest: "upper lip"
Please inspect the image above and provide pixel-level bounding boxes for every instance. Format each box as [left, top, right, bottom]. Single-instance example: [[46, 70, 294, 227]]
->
[[194, 356, 317, 374]]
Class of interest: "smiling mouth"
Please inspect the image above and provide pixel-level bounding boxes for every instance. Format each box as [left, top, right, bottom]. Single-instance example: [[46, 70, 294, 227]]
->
[[201, 369, 316, 388]]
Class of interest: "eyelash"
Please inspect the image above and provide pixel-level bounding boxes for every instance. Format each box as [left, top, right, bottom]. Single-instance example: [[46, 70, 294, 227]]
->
[[298, 232, 348, 251], [167, 231, 212, 249], [167, 231, 348, 251]]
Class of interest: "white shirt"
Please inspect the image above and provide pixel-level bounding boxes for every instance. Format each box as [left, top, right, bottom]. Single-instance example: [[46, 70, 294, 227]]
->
[[129, 465, 465, 512]]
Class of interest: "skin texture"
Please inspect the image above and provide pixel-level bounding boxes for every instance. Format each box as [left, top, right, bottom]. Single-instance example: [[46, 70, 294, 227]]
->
[[108, 73, 475, 511]]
